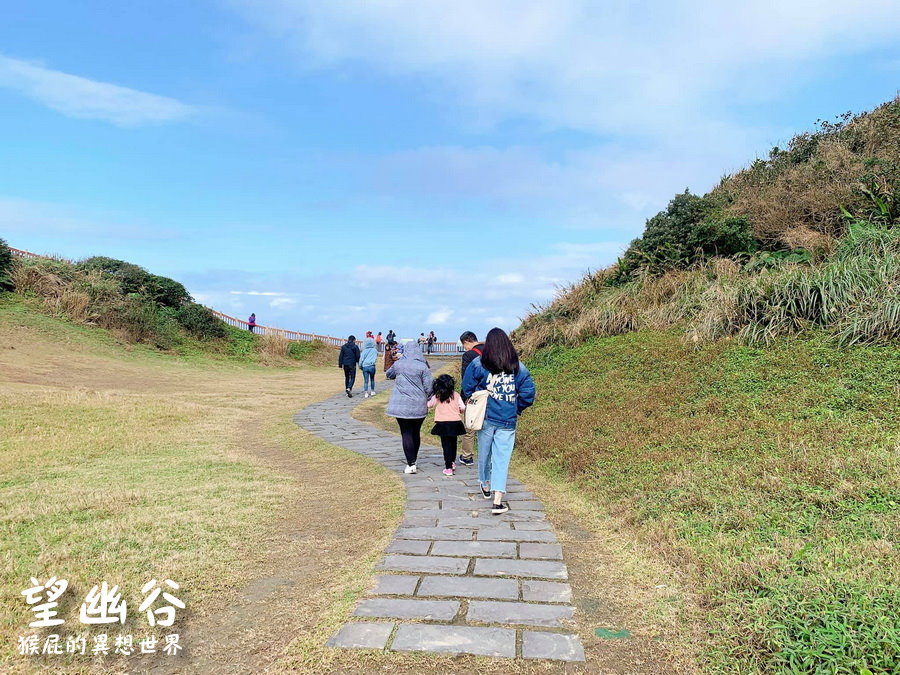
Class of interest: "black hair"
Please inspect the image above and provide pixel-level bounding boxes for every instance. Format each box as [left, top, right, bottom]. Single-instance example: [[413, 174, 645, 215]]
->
[[459, 331, 477, 344], [481, 327, 519, 375], [348, 335, 356, 341], [432, 373, 456, 402]]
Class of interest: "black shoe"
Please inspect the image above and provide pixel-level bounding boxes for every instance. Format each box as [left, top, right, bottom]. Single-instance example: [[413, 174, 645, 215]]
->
[[347, 390, 352, 398], [480, 484, 491, 499], [491, 502, 509, 515], [458, 456, 474, 466]]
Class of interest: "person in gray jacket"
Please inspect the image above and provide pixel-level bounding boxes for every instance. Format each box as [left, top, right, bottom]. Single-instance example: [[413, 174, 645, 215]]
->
[[385, 341, 434, 473]]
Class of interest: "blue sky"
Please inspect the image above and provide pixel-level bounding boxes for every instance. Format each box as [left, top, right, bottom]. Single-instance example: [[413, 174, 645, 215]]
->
[[4, 1, 900, 341]]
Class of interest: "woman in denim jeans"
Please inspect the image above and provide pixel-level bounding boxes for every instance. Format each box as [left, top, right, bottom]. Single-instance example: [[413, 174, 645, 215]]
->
[[462, 327, 535, 514]]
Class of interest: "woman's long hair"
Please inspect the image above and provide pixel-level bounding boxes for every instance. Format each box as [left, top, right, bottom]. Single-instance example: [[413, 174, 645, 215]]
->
[[432, 374, 456, 402], [481, 327, 519, 375]]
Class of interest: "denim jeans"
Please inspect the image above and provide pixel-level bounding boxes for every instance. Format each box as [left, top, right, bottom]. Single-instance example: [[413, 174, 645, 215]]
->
[[362, 366, 376, 392], [477, 422, 516, 493]]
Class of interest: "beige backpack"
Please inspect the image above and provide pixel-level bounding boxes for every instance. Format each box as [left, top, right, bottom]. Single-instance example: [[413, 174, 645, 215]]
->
[[464, 374, 497, 431]]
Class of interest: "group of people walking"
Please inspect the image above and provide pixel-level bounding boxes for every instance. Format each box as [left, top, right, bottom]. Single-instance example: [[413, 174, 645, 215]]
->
[[345, 327, 534, 515]]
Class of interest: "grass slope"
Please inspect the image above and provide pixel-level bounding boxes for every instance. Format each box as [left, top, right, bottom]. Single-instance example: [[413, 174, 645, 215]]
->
[[520, 331, 900, 673], [0, 298, 401, 673]]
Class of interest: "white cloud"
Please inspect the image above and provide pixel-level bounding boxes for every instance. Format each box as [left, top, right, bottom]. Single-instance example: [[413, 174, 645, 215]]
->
[[426, 308, 453, 325], [0, 54, 196, 126], [230, 290, 288, 296], [230, 0, 900, 140], [496, 273, 524, 285], [270, 297, 297, 309]]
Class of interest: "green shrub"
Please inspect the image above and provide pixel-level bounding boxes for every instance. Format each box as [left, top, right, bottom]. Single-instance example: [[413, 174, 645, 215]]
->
[[174, 303, 227, 340], [0, 239, 13, 291], [77, 257, 191, 308]]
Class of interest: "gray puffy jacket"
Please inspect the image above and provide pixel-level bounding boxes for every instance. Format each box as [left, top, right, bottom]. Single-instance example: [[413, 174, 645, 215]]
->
[[385, 342, 433, 418]]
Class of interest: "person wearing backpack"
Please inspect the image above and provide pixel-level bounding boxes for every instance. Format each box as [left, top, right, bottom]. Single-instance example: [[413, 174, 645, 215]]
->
[[457, 331, 484, 466], [462, 327, 535, 514]]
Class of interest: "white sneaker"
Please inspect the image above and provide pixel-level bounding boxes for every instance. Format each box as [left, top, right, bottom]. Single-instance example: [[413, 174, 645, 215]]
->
[[364, 392, 369, 398], [404, 464, 417, 474]]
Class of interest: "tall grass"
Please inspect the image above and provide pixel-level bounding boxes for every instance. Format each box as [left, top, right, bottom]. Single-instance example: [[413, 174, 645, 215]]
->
[[516, 222, 900, 355]]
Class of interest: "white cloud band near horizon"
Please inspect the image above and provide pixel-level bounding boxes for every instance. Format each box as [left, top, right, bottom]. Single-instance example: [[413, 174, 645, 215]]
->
[[0, 54, 196, 126]]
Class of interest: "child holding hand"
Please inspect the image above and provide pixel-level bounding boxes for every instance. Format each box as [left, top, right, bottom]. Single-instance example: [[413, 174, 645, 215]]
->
[[428, 374, 467, 476]]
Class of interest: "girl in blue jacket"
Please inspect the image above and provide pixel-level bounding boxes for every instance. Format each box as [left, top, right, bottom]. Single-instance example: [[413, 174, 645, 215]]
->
[[462, 327, 535, 514]]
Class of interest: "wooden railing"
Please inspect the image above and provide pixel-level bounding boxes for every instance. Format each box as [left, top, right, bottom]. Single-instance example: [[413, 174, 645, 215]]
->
[[8, 245, 462, 355]]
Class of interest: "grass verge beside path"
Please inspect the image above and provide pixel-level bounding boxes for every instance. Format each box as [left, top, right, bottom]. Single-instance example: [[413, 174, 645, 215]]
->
[[521, 330, 900, 673], [0, 302, 402, 673]]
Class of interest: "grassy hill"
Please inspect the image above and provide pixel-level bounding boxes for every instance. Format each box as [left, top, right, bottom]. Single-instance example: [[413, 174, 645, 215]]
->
[[0, 244, 333, 367], [514, 98, 900, 672]]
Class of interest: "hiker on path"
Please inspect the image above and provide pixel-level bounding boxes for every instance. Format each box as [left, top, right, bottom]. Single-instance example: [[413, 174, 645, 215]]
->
[[386, 341, 433, 474], [462, 327, 535, 514], [428, 374, 466, 476], [383, 340, 400, 372], [427, 331, 437, 354], [248, 313, 257, 333], [457, 330, 485, 467], [359, 337, 379, 398], [338, 335, 361, 398], [375, 331, 383, 353]]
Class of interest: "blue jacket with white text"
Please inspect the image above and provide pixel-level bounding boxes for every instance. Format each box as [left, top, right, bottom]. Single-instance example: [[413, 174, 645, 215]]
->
[[462, 356, 536, 430]]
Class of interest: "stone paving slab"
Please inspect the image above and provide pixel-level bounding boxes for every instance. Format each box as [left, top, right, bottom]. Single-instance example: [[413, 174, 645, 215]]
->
[[372, 575, 420, 596], [391, 624, 516, 658], [378, 554, 469, 575], [387, 539, 431, 555], [327, 622, 395, 650], [467, 600, 574, 628], [522, 630, 585, 661], [354, 598, 460, 621], [416, 576, 519, 600], [430, 540, 517, 558], [520, 543, 564, 560], [474, 558, 569, 579], [522, 580, 573, 603], [294, 375, 583, 662]]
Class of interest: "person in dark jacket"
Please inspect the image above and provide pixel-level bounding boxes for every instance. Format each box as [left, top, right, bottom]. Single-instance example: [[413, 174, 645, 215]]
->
[[457, 331, 484, 466], [338, 335, 361, 397], [462, 327, 535, 515]]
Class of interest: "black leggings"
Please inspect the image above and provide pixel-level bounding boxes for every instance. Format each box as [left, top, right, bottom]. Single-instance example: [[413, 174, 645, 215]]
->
[[396, 417, 425, 466], [439, 435, 458, 469]]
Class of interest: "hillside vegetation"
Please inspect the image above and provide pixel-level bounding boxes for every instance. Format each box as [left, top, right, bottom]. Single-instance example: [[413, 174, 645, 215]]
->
[[515, 97, 900, 672], [517, 97, 900, 353], [0, 242, 331, 366]]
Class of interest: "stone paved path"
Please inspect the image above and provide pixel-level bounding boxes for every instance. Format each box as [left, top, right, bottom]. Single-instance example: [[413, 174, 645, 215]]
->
[[292, 377, 585, 662]]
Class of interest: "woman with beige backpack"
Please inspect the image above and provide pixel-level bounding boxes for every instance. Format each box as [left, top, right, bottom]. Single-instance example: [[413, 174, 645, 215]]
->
[[461, 328, 535, 515]]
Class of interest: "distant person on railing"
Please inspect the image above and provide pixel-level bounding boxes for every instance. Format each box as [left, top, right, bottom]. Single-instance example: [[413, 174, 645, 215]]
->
[[418, 333, 427, 352], [375, 331, 383, 353], [427, 331, 437, 354], [384, 340, 400, 372], [359, 337, 379, 398], [386, 329, 396, 344], [338, 335, 361, 398], [248, 313, 257, 333]]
